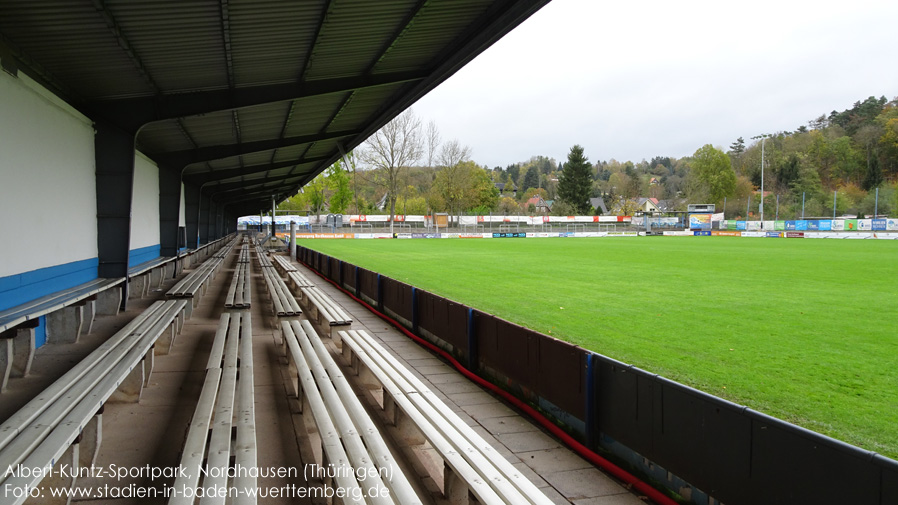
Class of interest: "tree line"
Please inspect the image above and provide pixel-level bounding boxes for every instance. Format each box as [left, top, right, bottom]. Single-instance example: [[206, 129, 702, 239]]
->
[[280, 95, 898, 220]]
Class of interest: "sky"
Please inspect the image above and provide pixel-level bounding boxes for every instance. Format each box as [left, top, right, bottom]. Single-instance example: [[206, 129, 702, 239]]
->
[[412, 0, 898, 168]]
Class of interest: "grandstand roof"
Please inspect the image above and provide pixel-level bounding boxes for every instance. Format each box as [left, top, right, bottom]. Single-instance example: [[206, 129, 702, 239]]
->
[[0, 0, 549, 215]]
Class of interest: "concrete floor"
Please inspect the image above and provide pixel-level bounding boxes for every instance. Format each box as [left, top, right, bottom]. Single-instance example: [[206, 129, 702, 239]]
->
[[0, 245, 646, 505]]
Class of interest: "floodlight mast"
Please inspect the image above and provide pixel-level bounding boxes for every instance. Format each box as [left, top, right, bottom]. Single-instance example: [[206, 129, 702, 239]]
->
[[751, 134, 772, 228]]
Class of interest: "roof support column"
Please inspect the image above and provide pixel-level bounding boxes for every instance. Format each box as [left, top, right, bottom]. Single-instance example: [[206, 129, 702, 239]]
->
[[94, 120, 134, 308], [184, 183, 200, 249], [159, 166, 181, 258], [198, 194, 210, 245], [215, 205, 224, 240]]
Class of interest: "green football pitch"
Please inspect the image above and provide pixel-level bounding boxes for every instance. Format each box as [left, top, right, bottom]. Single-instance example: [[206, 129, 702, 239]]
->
[[299, 236, 898, 458]]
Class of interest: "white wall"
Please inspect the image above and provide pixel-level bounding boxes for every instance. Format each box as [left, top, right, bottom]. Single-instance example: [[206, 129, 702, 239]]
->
[[0, 71, 97, 277], [130, 151, 160, 253]]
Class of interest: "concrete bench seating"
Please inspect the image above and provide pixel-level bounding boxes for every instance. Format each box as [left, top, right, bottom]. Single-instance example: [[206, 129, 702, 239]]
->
[[128, 256, 178, 299], [260, 267, 302, 317], [179, 234, 232, 270], [287, 270, 315, 291], [300, 286, 352, 336], [170, 311, 255, 505], [237, 242, 251, 264], [255, 246, 274, 268], [338, 329, 554, 505], [0, 299, 188, 504], [281, 320, 421, 505], [212, 239, 237, 260], [165, 256, 224, 317], [271, 254, 297, 274], [225, 260, 252, 309], [0, 277, 125, 392]]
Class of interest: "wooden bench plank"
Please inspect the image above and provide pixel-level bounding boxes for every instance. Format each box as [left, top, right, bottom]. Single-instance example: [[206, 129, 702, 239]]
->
[[340, 330, 554, 505], [201, 313, 241, 505], [272, 254, 297, 273], [169, 368, 222, 505], [233, 312, 257, 505], [299, 320, 421, 504], [301, 286, 352, 326], [339, 331, 508, 505], [225, 261, 252, 309], [0, 300, 175, 451], [288, 321, 396, 505], [261, 267, 301, 317], [287, 270, 315, 290], [281, 321, 366, 505], [0, 277, 125, 333], [0, 300, 187, 498]]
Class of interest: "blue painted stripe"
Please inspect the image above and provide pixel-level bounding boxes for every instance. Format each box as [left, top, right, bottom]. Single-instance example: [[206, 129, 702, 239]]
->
[[129, 244, 161, 266], [0, 258, 98, 312]]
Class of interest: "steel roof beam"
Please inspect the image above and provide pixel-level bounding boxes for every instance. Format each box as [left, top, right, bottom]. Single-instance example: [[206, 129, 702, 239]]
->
[[87, 71, 424, 132], [154, 129, 357, 169], [205, 173, 307, 194], [91, 0, 160, 94], [185, 155, 329, 185], [213, 185, 298, 205]]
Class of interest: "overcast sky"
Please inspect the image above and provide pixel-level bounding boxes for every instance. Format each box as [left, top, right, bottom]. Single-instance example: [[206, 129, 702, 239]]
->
[[412, 0, 898, 168]]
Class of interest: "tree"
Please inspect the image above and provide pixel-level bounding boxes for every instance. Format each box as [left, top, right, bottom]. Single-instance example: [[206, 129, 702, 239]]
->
[[506, 164, 521, 185], [557, 144, 592, 214], [438, 139, 472, 169], [432, 161, 496, 216], [690, 144, 736, 204], [520, 166, 540, 195], [306, 176, 327, 219], [361, 109, 423, 232], [498, 197, 519, 215], [433, 140, 473, 217], [729, 137, 746, 155], [425, 120, 441, 168], [326, 159, 353, 213]]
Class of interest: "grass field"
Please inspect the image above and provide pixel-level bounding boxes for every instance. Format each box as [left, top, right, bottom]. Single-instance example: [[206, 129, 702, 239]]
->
[[299, 236, 898, 458]]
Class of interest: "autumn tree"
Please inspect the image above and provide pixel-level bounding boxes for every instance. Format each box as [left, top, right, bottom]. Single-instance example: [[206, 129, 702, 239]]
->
[[432, 161, 497, 216], [557, 144, 592, 214], [690, 144, 736, 204], [361, 109, 423, 232], [326, 159, 353, 213]]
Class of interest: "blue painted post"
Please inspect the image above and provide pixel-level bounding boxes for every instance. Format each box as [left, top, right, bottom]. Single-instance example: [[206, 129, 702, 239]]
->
[[466, 308, 478, 371], [339, 260, 344, 288], [377, 274, 383, 311], [585, 353, 597, 448], [354, 266, 360, 297], [411, 287, 419, 333]]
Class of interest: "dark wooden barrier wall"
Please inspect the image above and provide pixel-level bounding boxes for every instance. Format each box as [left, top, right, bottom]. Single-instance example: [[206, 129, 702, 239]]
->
[[297, 245, 898, 505]]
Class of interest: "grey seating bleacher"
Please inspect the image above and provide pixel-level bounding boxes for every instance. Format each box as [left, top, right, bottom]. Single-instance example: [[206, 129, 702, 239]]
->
[[281, 319, 421, 505], [338, 329, 554, 505], [299, 285, 352, 336], [165, 257, 224, 317], [127, 256, 177, 299], [0, 299, 188, 504], [0, 277, 125, 391], [170, 311, 255, 505], [225, 260, 252, 309], [256, 246, 274, 268], [260, 266, 302, 317], [271, 254, 297, 274], [287, 270, 315, 291]]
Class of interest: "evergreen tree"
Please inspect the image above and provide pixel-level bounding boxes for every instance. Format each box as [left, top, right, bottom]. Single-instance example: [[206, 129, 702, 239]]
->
[[557, 144, 592, 214], [729, 137, 745, 155], [520, 166, 540, 195]]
